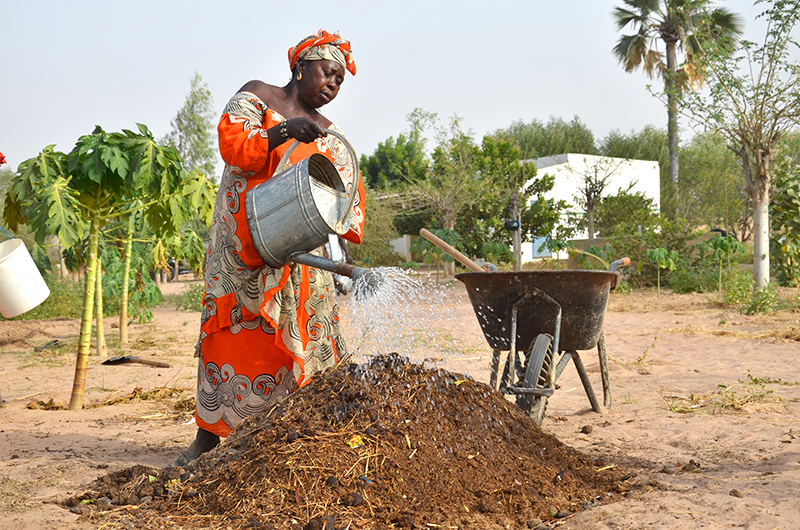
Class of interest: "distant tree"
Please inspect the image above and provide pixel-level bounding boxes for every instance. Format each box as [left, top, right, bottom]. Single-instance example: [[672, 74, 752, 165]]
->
[[403, 115, 484, 276], [684, 0, 800, 288], [161, 72, 217, 180], [562, 156, 625, 239], [592, 185, 658, 237], [348, 189, 404, 266], [480, 137, 532, 269], [359, 133, 428, 189], [599, 125, 672, 213], [493, 116, 597, 159], [678, 131, 749, 239], [613, 0, 743, 193]]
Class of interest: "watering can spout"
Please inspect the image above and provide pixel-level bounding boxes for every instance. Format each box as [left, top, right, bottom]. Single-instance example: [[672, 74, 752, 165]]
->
[[287, 252, 384, 299]]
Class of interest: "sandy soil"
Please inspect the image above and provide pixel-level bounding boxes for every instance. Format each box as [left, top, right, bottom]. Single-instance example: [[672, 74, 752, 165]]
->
[[1, 275, 799, 529]]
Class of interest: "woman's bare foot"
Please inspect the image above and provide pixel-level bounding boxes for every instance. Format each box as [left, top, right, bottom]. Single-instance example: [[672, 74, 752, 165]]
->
[[170, 428, 220, 467]]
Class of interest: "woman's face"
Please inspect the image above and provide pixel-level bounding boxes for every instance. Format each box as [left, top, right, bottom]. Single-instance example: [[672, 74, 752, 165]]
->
[[298, 59, 345, 108]]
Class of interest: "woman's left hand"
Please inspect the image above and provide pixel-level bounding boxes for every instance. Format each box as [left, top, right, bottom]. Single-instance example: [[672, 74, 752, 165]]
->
[[286, 117, 324, 143]]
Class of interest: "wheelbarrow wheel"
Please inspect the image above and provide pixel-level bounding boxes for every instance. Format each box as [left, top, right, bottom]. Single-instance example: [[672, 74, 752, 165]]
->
[[517, 333, 553, 425]]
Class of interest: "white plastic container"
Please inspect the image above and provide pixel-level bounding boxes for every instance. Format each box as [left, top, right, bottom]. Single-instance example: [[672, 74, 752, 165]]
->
[[0, 239, 50, 318]]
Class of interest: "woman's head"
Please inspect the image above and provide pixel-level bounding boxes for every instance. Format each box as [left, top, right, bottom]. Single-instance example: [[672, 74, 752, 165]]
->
[[288, 30, 356, 108], [288, 30, 356, 77]]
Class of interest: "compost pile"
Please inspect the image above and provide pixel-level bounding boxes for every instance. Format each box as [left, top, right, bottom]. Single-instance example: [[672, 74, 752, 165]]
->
[[71, 354, 633, 529]]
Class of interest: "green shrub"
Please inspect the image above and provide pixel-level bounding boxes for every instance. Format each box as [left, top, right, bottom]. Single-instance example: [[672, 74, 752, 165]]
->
[[740, 283, 779, 315], [723, 269, 754, 307], [174, 282, 206, 312], [613, 280, 632, 294], [604, 216, 698, 288], [400, 261, 420, 270], [0, 273, 83, 321], [668, 261, 718, 294]]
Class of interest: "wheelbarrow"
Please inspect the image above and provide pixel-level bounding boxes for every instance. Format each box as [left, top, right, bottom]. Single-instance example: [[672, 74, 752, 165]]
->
[[455, 259, 629, 425]]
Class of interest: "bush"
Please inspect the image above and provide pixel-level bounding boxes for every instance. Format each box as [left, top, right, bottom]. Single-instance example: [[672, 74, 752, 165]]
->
[[723, 269, 753, 307], [349, 189, 403, 267], [668, 259, 718, 294], [740, 283, 779, 315], [400, 261, 420, 270], [0, 273, 83, 321], [174, 282, 206, 312], [604, 216, 698, 288]]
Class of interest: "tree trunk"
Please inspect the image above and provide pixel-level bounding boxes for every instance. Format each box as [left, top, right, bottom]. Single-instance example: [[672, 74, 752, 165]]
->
[[587, 203, 595, 240], [665, 40, 680, 191], [69, 215, 101, 411], [120, 218, 133, 345], [510, 195, 522, 270], [443, 214, 455, 278], [95, 263, 107, 357], [752, 179, 770, 289], [512, 229, 522, 271], [59, 241, 66, 278]]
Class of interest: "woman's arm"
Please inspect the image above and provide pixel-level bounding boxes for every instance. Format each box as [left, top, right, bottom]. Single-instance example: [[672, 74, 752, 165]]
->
[[217, 91, 324, 171]]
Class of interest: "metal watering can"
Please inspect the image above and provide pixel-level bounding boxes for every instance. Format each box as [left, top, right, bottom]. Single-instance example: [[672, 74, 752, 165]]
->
[[245, 129, 380, 292]]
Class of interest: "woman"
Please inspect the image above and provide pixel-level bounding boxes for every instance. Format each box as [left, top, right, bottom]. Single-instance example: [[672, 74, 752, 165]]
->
[[173, 30, 365, 466]]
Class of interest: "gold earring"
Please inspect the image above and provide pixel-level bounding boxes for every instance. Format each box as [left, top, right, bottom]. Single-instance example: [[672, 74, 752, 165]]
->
[[297, 72, 302, 81]]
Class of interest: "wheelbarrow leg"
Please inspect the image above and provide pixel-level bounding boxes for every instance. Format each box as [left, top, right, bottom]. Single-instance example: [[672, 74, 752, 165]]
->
[[597, 333, 611, 409], [490, 348, 502, 391], [570, 350, 602, 414]]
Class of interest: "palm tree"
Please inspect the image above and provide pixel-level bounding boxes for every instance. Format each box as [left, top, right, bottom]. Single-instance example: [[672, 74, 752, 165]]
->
[[612, 0, 742, 196]]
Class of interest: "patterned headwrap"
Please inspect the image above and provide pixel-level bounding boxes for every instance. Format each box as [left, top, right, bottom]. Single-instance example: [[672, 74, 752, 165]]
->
[[288, 30, 356, 76]]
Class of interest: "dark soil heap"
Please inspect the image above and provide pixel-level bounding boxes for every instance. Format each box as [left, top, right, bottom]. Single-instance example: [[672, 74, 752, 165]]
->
[[72, 354, 632, 529]]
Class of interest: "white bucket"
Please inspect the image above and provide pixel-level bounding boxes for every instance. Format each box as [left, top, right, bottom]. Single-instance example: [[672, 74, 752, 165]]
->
[[0, 239, 51, 318]]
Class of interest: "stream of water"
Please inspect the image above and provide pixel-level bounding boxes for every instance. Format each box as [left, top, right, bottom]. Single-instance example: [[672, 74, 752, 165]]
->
[[339, 267, 493, 382]]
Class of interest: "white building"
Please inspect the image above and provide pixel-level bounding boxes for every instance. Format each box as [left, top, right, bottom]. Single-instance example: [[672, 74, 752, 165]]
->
[[523, 153, 660, 263]]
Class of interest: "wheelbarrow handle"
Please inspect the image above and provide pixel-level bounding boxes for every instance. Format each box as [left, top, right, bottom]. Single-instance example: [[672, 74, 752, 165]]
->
[[419, 228, 486, 273], [609, 257, 631, 272]]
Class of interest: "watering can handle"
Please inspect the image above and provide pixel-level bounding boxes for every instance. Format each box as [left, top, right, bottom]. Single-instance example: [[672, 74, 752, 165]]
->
[[276, 128, 361, 236]]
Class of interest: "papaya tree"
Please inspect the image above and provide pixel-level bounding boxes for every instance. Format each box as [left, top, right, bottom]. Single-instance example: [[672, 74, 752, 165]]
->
[[4, 124, 215, 411]]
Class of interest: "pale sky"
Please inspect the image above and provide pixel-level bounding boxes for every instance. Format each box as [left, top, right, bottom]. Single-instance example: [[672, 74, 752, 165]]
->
[[0, 0, 767, 175]]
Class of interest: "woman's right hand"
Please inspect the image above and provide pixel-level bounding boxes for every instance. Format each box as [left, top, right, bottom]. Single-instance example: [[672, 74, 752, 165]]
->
[[286, 117, 324, 143]]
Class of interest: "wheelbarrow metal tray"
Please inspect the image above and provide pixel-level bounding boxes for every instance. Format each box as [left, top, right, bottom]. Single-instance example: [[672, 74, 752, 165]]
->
[[456, 270, 617, 352]]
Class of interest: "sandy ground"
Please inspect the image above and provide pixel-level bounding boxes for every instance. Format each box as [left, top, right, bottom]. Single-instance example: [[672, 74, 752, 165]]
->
[[0, 275, 799, 529]]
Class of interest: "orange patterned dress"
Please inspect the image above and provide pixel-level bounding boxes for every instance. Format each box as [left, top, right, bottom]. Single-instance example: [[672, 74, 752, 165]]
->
[[195, 91, 365, 437]]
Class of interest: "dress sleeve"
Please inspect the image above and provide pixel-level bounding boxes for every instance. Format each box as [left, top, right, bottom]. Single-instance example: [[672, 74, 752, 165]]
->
[[217, 92, 280, 172]]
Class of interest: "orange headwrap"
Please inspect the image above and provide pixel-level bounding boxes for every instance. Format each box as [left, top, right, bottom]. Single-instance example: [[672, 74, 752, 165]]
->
[[288, 30, 356, 76]]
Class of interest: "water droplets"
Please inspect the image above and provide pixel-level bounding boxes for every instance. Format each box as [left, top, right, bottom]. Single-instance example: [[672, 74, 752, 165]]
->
[[340, 268, 491, 379]]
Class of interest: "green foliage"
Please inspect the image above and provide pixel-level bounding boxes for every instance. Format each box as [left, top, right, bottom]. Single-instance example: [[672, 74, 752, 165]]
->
[[723, 269, 754, 307], [409, 228, 462, 280], [592, 186, 657, 238], [161, 72, 218, 180], [479, 241, 514, 265], [740, 283, 779, 316], [600, 126, 668, 187], [770, 142, 800, 286], [101, 248, 162, 323], [492, 116, 597, 159], [604, 216, 697, 287], [400, 261, 419, 270], [679, 131, 749, 239], [348, 189, 403, 267], [174, 282, 206, 312], [0, 273, 83, 321], [699, 234, 745, 294], [360, 133, 428, 190], [647, 247, 678, 297], [574, 245, 611, 270]]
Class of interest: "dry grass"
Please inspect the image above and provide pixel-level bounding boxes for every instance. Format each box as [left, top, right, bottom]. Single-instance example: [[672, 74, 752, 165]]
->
[[663, 323, 800, 342], [656, 378, 785, 415]]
